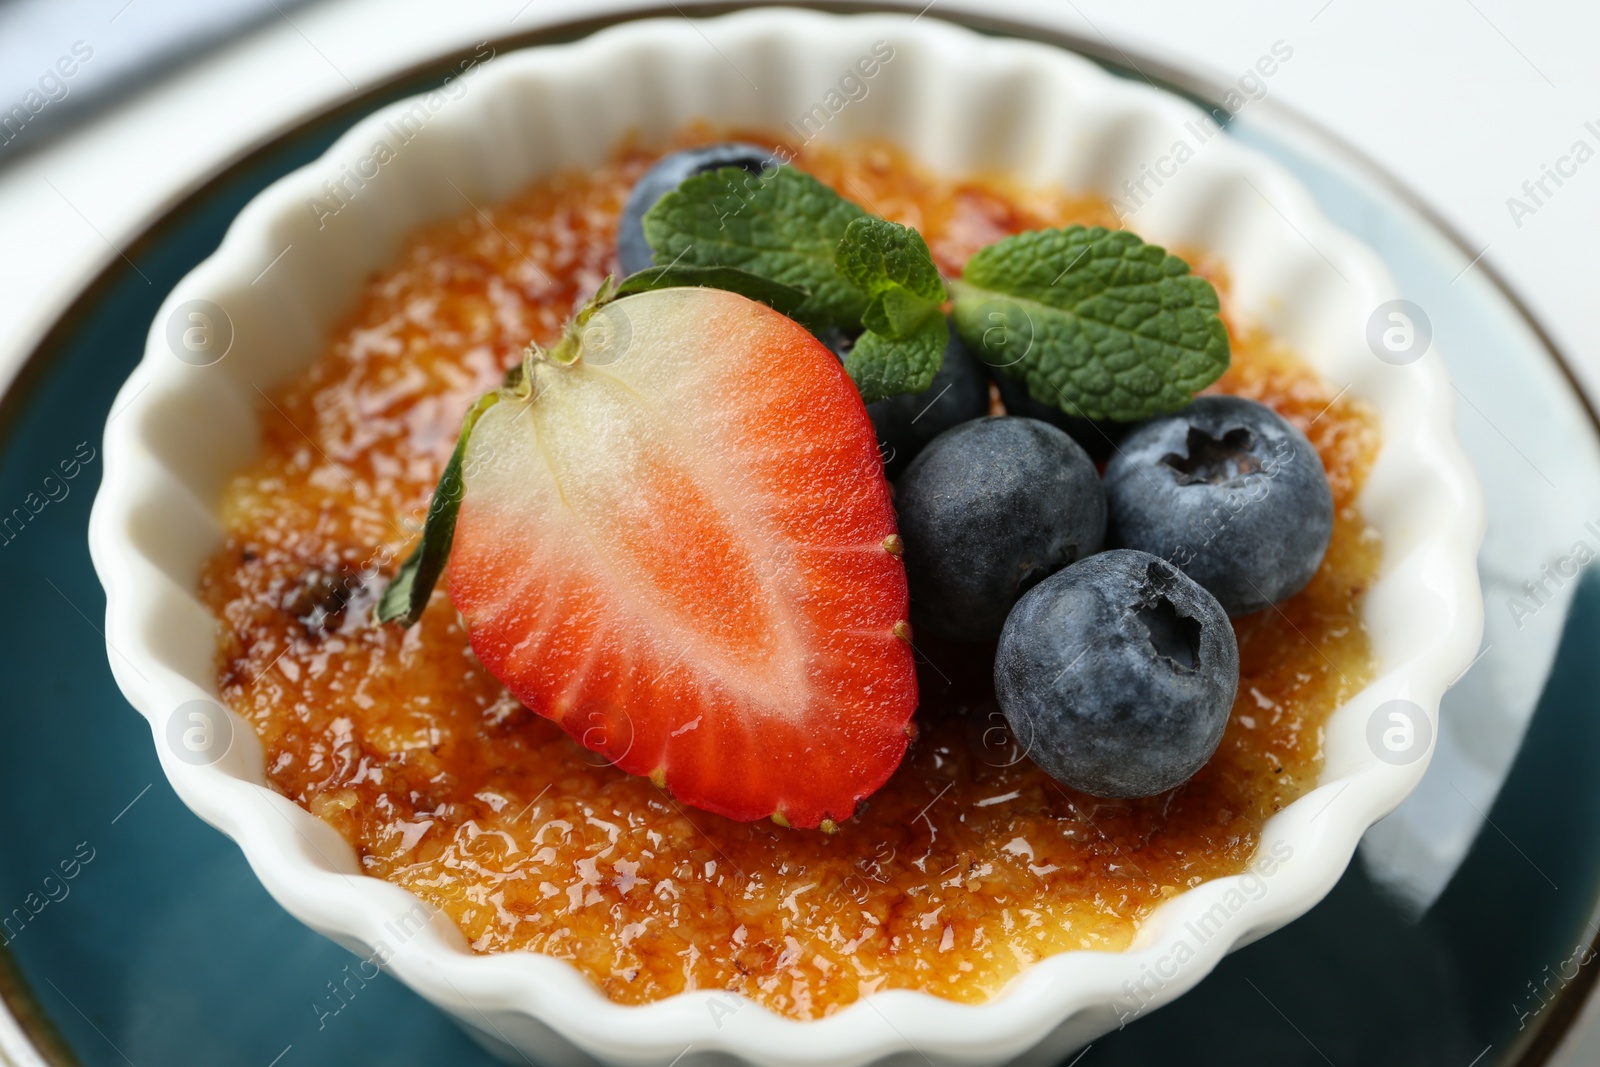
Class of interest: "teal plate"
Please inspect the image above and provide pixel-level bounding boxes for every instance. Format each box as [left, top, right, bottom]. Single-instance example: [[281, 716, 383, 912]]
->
[[4, 10, 1598, 1065]]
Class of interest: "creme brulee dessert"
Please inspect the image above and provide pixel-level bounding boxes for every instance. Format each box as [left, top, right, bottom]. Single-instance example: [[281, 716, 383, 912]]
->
[[199, 129, 1378, 1020]]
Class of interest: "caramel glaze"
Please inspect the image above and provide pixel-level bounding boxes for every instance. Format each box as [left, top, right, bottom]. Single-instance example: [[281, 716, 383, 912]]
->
[[199, 128, 1380, 1019]]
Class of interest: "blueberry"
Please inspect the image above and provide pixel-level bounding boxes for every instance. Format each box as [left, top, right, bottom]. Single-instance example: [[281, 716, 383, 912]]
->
[[616, 143, 774, 275], [1103, 395, 1332, 616], [896, 417, 1106, 642], [866, 325, 991, 478], [989, 371, 1125, 462], [816, 325, 859, 364], [994, 549, 1238, 798]]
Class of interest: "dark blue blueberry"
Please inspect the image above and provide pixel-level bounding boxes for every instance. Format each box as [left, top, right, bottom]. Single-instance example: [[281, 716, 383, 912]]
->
[[896, 417, 1106, 642], [866, 325, 990, 478], [816, 325, 859, 364], [615, 143, 775, 276], [994, 549, 1238, 798], [1103, 396, 1333, 616], [989, 373, 1124, 461]]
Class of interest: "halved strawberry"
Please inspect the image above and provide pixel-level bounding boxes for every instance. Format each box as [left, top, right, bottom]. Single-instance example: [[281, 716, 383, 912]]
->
[[446, 286, 917, 827]]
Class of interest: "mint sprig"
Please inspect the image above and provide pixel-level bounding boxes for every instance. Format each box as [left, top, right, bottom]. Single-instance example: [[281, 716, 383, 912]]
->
[[643, 168, 949, 401], [834, 217, 948, 402], [951, 226, 1229, 422], [642, 165, 867, 332], [641, 165, 1228, 418]]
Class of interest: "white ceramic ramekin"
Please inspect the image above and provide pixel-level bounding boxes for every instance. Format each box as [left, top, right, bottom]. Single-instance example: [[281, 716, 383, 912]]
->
[[88, 10, 1484, 1066]]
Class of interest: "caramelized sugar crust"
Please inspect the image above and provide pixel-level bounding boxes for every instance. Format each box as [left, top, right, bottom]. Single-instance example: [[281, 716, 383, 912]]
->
[[199, 130, 1380, 1019]]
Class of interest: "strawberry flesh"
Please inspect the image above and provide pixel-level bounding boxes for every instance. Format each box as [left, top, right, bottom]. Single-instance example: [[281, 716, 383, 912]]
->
[[448, 287, 916, 827]]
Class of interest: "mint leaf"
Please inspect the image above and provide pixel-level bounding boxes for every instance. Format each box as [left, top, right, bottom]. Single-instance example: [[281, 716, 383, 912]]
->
[[862, 286, 936, 339], [836, 217, 945, 311], [642, 165, 867, 331], [833, 217, 948, 400], [845, 312, 949, 404], [642, 171, 951, 401], [375, 392, 500, 627], [615, 264, 809, 317], [951, 226, 1229, 421]]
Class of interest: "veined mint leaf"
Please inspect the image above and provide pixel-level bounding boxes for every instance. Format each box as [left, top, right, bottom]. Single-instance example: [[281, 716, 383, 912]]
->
[[375, 391, 500, 627], [642, 171, 951, 402], [836, 217, 945, 310], [615, 264, 809, 316], [840, 217, 944, 341], [862, 286, 937, 340], [642, 165, 867, 331], [834, 217, 948, 400], [846, 312, 949, 404], [951, 226, 1230, 421]]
